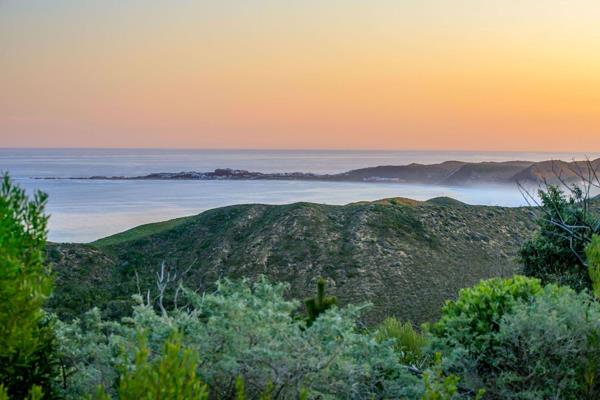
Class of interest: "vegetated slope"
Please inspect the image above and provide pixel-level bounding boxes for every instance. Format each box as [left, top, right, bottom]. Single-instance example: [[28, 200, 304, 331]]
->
[[47, 197, 537, 325]]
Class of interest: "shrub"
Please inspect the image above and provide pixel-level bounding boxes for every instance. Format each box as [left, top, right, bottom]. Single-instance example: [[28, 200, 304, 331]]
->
[[0, 174, 56, 398], [427, 276, 543, 354], [428, 279, 600, 399], [116, 334, 208, 400], [375, 317, 426, 366], [54, 309, 125, 399], [520, 185, 599, 291], [57, 278, 423, 399], [487, 286, 600, 399], [421, 353, 461, 400], [425, 276, 549, 395]]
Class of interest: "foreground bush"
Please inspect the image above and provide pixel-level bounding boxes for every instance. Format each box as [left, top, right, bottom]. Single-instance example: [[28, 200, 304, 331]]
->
[[0, 175, 56, 399], [428, 275, 600, 399], [489, 286, 600, 399], [426, 276, 546, 395], [113, 335, 208, 400], [57, 279, 423, 399], [427, 276, 543, 354]]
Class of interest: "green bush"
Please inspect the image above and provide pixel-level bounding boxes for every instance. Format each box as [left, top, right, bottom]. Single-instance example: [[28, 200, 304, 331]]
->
[[520, 185, 598, 291], [116, 334, 208, 400], [54, 308, 123, 398], [421, 353, 464, 400], [420, 353, 486, 400], [375, 317, 426, 366], [428, 276, 543, 354], [486, 286, 600, 399], [0, 174, 56, 398], [57, 278, 423, 399], [428, 277, 600, 399]]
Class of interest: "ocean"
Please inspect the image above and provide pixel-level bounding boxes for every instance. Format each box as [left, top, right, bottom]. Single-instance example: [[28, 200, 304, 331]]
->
[[2, 148, 595, 243]]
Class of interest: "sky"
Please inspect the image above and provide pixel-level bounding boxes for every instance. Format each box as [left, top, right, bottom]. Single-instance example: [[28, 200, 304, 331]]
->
[[1, 1, 599, 151]]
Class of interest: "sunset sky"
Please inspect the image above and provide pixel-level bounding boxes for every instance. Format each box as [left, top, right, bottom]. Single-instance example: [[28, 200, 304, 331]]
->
[[1, 1, 600, 151]]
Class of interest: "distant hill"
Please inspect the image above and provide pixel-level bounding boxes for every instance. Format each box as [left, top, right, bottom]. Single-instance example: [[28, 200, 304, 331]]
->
[[512, 158, 600, 184], [338, 158, 599, 185], [60, 157, 600, 186], [443, 161, 534, 185], [47, 197, 539, 325], [335, 161, 467, 183]]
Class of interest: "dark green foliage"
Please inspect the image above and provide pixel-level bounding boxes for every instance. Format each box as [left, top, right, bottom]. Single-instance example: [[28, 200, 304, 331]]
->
[[0, 174, 56, 399], [0, 385, 44, 400], [304, 277, 337, 326], [520, 185, 599, 291]]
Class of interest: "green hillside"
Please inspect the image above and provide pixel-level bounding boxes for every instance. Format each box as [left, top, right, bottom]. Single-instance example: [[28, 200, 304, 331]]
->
[[92, 216, 189, 247], [47, 197, 537, 324]]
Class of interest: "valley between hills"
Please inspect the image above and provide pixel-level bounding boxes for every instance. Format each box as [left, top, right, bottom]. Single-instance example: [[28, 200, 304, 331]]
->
[[47, 196, 551, 325]]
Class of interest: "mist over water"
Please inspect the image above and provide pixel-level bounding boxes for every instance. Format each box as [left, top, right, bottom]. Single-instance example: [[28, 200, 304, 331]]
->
[[3, 148, 593, 243]]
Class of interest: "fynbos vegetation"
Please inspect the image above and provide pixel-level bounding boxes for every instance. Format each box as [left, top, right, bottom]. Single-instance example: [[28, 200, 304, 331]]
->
[[47, 197, 536, 325]]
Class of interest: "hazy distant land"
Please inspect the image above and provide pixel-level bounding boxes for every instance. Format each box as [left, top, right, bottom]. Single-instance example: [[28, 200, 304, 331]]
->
[[49, 157, 600, 186]]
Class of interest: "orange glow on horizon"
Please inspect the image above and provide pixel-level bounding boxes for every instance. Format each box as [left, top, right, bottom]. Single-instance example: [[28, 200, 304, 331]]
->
[[1, 1, 599, 151]]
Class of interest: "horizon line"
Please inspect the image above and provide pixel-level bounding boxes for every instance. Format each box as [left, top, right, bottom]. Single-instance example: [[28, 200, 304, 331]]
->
[[1, 146, 599, 155]]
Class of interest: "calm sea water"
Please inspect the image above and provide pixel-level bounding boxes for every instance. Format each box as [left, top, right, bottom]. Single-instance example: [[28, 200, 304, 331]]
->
[[2, 148, 596, 243]]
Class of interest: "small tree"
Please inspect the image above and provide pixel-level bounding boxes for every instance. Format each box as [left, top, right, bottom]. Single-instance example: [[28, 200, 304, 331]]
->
[[304, 277, 336, 326], [520, 185, 599, 291], [518, 158, 600, 291], [0, 174, 56, 398]]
